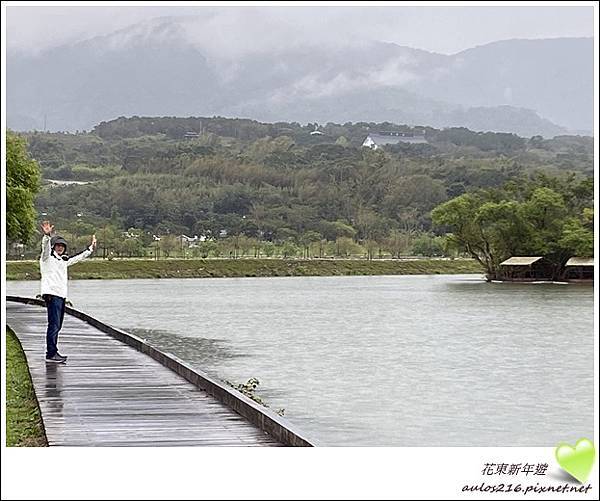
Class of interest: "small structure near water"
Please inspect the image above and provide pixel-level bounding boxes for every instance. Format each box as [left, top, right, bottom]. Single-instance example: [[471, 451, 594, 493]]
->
[[497, 256, 594, 283], [563, 257, 594, 282], [498, 256, 554, 282]]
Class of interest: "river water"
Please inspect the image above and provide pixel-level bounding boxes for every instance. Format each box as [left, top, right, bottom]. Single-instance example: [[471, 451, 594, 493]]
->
[[7, 274, 594, 446]]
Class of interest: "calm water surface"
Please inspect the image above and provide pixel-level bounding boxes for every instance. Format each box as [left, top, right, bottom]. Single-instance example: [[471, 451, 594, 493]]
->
[[7, 274, 594, 446]]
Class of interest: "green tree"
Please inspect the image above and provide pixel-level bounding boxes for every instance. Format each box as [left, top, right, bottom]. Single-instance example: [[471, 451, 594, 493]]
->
[[299, 231, 322, 258], [262, 241, 276, 257], [99, 225, 120, 259], [7, 133, 41, 243], [557, 218, 593, 257], [385, 229, 414, 258], [384, 174, 447, 215], [312, 238, 328, 258], [364, 239, 379, 260], [159, 234, 179, 258], [522, 188, 566, 236], [582, 207, 593, 229], [196, 240, 217, 258], [355, 208, 380, 241], [280, 239, 300, 258], [520, 188, 570, 269], [432, 193, 499, 277], [432, 185, 589, 279], [121, 237, 143, 257], [411, 233, 446, 257], [336, 237, 362, 257], [474, 200, 533, 265], [319, 220, 356, 241], [237, 235, 255, 257]]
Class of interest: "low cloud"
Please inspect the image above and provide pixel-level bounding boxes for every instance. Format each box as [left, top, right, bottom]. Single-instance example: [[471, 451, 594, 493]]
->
[[286, 57, 419, 100], [6, 5, 593, 56]]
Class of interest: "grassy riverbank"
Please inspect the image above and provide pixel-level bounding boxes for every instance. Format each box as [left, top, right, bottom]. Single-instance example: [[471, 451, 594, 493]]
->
[[6, 257, 483, 280], [6, 327, 47, 447]]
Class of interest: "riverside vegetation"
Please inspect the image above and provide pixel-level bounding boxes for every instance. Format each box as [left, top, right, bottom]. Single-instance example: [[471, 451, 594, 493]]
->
[[6, 257, 482, 281], [7, 117, 593, 278]]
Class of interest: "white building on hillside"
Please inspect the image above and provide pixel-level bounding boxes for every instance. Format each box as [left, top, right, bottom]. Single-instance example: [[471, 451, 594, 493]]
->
[[362, 131, 428, 149]]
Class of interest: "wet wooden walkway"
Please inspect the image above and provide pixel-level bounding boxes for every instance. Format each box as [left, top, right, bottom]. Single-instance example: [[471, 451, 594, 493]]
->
[[6, 302, 282, 446]]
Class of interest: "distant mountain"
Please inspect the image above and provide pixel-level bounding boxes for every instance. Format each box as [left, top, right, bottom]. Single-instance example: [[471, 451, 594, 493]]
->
[[6, 17, 593, 137], [411, 38, 594, 134]]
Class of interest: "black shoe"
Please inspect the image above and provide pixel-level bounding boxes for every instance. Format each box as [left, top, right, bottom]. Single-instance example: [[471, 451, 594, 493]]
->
[[45, 353, 67, 363]]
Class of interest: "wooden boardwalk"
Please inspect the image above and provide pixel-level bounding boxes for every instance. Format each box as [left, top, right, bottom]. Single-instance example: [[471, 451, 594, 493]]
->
[[6, 302, 282, 446]]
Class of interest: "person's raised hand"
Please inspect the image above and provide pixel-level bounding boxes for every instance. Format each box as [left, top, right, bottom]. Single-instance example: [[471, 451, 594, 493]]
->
[[41, 221, 54, 235]]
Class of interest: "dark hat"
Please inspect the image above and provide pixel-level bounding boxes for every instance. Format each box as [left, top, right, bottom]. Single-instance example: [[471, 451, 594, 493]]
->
[[51, 235, 68, 251]]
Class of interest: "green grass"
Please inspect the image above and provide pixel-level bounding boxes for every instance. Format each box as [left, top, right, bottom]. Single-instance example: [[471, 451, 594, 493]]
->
[[6, 326, 47, 447], [6, 257, 483, 281]]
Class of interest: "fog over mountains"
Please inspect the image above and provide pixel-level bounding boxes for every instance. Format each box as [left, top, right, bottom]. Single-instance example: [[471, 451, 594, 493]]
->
[[6, 17, 593, 137]]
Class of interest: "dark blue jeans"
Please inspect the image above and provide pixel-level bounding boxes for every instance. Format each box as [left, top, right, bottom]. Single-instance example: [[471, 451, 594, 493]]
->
[[44, 294, 66, 358]]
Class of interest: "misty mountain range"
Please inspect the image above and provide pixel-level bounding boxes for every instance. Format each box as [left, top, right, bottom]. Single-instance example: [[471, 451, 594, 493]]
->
[[6, 17, 593, 137]]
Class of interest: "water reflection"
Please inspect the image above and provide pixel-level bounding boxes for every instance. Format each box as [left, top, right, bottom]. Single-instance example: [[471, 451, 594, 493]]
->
[[44, 362, 65, 415], [126, 327, 247, 377], [7, 275, 594, 446]]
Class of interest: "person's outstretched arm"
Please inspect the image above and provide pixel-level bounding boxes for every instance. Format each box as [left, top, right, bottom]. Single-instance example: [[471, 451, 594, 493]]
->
[[67, 234, 97, 267], [40, 221, 53, 261]]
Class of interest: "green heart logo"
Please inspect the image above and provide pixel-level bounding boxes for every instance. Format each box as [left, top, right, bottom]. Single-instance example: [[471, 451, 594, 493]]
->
[[555, 438, 596, 483]]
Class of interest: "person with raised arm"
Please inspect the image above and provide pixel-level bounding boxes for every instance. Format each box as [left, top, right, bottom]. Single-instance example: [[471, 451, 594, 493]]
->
[[40, 220, 97, 363]]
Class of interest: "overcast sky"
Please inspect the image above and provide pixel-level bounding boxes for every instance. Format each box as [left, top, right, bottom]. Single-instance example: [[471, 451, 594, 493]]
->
[[4, 4, 595, 55]]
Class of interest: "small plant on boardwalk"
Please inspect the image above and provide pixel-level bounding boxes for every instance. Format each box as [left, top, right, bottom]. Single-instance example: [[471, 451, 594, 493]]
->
[[226, 377, 285, 416]]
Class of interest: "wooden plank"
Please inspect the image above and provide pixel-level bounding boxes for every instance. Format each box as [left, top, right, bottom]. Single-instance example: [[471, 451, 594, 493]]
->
[[6, 302, 282, 447]]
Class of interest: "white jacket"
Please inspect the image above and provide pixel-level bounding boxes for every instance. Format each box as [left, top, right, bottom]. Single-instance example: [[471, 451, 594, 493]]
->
[[40, 234, 94, 299]]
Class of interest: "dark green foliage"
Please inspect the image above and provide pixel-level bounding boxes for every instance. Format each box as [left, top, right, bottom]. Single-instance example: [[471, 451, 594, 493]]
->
[[431, 127, 526, 152], [6, 132, 41, 243], [432, 178, 594, 279], [15, 117, 592, 256]]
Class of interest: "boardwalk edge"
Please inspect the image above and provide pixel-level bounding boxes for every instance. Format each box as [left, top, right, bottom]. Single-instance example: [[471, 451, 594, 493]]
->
[[7, 296, 317, 447]]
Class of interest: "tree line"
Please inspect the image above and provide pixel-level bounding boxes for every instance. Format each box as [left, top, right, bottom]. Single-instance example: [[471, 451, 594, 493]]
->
[[7, 117, 593, 267]]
